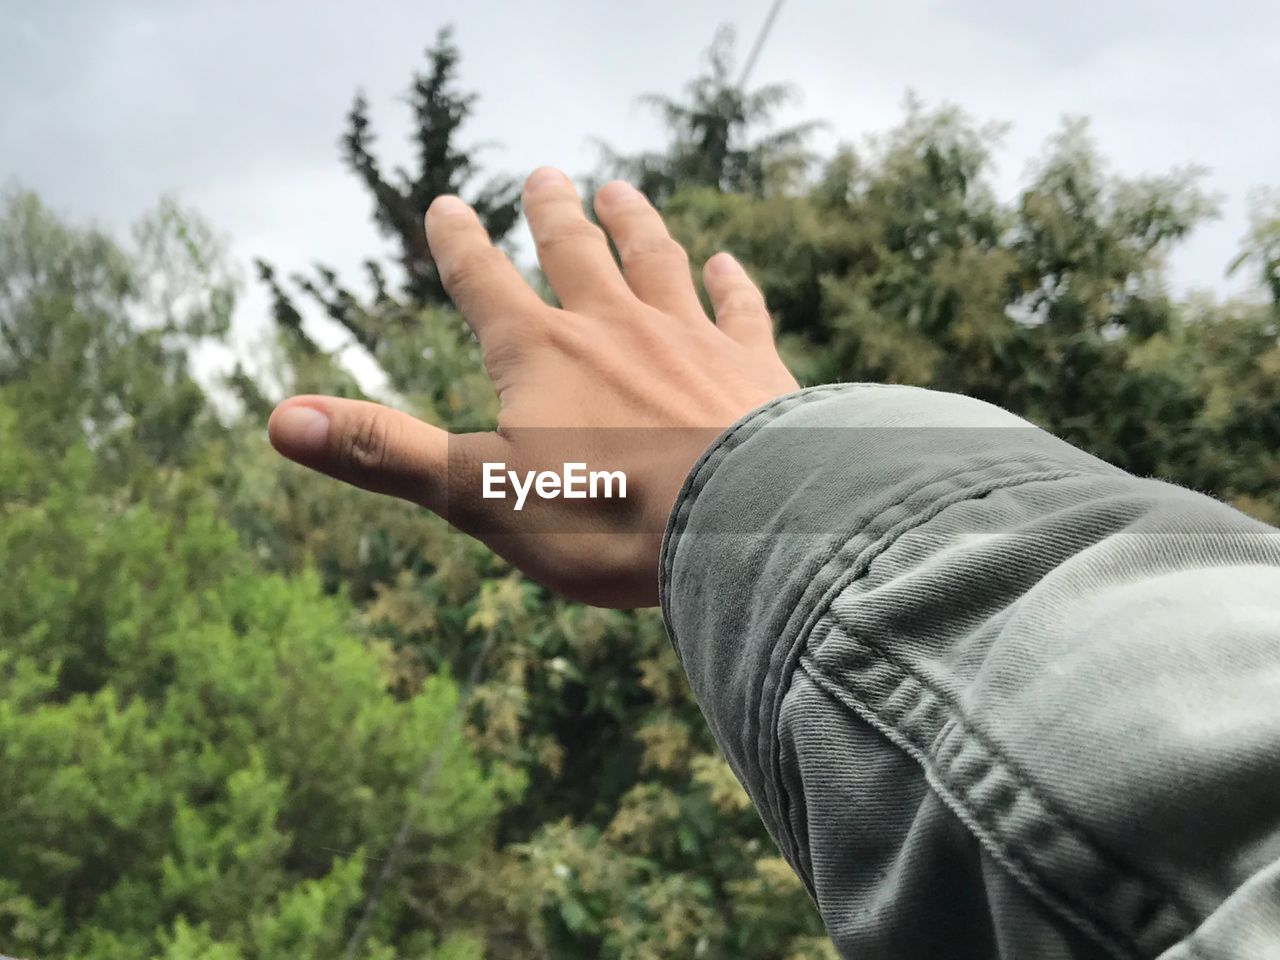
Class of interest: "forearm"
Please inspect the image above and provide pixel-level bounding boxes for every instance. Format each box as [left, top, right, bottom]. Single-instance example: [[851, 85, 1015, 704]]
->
[[661, 384, 1280, 959]]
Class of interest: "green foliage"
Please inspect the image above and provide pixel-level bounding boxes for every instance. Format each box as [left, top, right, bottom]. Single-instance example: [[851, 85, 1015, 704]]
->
[[0, 200, 509, 958], [656, 101, 1279, 520], [340, 26, 520, 307], [1231, 188, 1280, 303], [2, 24, 1278, 960], [0, 191, 231, 491], [600, 27, 821, 203]]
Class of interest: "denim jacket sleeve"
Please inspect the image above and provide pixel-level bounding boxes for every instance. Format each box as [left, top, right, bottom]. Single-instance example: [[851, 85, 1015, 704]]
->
[[659, 384, 1280, 960]]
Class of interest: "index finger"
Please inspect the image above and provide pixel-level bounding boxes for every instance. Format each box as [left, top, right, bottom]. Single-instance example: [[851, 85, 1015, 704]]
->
[[426, 195, 548, 355]]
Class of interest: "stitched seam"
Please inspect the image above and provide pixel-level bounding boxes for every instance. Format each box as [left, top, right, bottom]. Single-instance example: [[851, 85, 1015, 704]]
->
[[659, 383, 864, 651], [766, 471, 1199, 953], [656, 382, 886, 872], [795, 655, 1148, 960], [661, 386, 858, 572], [825, 615, 1198, 936], [762, 468, 1085, 869]]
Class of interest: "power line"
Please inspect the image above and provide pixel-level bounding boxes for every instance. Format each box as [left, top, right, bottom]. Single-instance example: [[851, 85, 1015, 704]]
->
[[737, 0, 787, 90]]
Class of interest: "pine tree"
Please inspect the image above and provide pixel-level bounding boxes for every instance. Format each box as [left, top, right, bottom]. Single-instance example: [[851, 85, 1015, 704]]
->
[[600, 27, 822, 203], [341, 25, 520, 310], [254, 26, 521, 383]]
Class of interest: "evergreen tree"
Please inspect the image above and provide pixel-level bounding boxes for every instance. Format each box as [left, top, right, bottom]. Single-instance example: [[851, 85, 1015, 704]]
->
[[601, 27, 822, 203], [341, 26, 520, 309]]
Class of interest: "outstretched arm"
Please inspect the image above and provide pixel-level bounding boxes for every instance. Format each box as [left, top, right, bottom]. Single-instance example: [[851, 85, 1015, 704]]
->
[[269, 170, 1280, 959]]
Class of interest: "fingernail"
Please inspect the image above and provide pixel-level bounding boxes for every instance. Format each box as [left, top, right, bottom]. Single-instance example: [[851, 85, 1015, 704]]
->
[[271, 404, 330, 456], [525, 167, 568, 193], [429, 195, 471, 219], [598, 180, 641, 206], [707, 252, 743, 276]]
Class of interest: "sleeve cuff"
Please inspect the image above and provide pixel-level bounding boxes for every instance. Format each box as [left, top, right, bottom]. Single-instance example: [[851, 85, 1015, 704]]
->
[[657, 383, 1120, 854]]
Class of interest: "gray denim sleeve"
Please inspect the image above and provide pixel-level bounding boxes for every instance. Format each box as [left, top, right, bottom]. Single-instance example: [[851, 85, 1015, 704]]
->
[[659, 383, 1280, 960]]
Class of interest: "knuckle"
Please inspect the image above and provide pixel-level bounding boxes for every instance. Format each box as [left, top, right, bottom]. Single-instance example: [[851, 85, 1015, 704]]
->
[[482, 336, 525, 379], [734, 276, 769, 304], [439, 245, 496, 295], [538, 219, 606, 255], [542, 311, 590, 354], [716, 288, 752, 309], [721, 288, 765, 316], [340, 411, 396, 472], [519, 309, 558, 346], [620, 234, 688, 267]]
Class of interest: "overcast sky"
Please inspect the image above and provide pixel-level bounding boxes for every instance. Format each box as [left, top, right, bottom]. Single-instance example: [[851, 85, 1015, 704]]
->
[[4, 0, 1278, 371]]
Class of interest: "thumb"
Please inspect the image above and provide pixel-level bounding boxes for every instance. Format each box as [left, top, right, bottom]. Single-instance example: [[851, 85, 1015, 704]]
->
[[268, 395, 456, 511]]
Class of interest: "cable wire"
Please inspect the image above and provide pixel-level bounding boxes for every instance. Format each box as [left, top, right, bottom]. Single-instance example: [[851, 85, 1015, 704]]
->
[[737, 0, 787, 89]]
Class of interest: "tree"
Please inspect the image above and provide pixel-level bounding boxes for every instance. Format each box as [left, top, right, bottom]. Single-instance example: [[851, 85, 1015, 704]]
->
[[651, 100, 1280, 522], [0, 193, 514, 959], [1230, 188, 1280, 305], [0, 192, 232, 488], [338, 26, 520, 309], [600, 27, 822, 204]]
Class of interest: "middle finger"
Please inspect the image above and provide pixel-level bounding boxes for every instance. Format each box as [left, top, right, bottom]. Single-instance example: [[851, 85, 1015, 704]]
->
[[523, 167, 631, 311]]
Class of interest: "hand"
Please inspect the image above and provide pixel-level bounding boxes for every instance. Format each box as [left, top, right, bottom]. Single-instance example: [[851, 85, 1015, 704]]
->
[[268, 167, 799, 607]]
